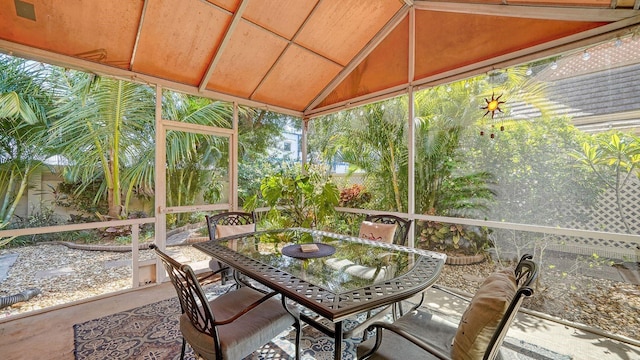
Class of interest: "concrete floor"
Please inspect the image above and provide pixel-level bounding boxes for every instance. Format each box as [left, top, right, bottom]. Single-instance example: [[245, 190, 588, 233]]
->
[[421, 287, 640, 360], [1, 281, 639, 360]]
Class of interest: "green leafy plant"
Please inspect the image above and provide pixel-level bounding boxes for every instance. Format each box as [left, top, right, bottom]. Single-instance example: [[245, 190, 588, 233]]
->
[[571, 131, 640, 233], [245, 164, 339, 229], [418, 209, 491, 255]]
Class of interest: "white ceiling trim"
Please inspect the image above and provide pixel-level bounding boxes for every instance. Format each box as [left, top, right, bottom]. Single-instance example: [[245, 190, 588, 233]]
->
[[129, 0, 149, 70], [305, 84, 409, 119], [413, 1, 640, 22], [0, 39, 304, 118]]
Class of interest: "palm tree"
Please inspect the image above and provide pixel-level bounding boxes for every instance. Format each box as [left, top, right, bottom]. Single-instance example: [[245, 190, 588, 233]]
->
[[48, 71, 156, 219], [337, 98, 409, 212], [0, 56, 53, 242], [413, 78, 496, 217]]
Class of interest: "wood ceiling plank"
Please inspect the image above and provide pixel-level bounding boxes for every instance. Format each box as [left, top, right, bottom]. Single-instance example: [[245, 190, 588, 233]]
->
[[306, 5, 410, 111], [206, 21, 289, 98], [296, 0, 403, 66], [133, 0, 231, 86], [0, 0, 143, 68], [243, 0, 318, 40], [253, 44, 342, 111], [318, 17, 410, 109], [414, 11, 606, 80]]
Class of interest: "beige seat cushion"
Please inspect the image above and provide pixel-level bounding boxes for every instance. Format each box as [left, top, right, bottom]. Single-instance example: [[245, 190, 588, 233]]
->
[[180, 287, 295, 360], [451, 268, 517, 360], [359, 221, 397, 243], [215, 223, 255, 238]]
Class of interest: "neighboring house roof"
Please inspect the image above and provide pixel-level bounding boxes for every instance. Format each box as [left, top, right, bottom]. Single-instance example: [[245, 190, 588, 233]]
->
[[510, 37, 640, 134]]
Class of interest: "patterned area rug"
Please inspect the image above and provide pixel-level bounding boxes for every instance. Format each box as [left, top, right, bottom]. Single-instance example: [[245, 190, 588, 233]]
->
[[74, 284, 569, 360], [73, 284, 360, 360]]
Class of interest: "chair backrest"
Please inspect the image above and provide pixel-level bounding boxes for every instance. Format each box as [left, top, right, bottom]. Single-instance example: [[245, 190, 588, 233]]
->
[[150, 245, 222, 353], [483, 254, 537, 359], [364, 214, 412, 246], [452, 254, 538, 360], [206, 211, 256, 240]]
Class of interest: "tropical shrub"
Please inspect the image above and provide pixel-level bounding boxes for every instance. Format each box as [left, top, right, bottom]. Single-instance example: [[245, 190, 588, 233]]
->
[[338, 184, 371, 208], [245, 164, 339, 229]]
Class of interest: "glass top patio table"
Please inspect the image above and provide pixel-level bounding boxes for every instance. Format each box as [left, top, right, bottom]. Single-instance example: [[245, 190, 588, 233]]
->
[[193, 227, 446, 359]]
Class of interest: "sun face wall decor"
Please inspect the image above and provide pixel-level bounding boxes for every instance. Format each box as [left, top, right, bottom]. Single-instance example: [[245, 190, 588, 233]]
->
[[480, 92, 506, 138], [482, 92, 505, 119]]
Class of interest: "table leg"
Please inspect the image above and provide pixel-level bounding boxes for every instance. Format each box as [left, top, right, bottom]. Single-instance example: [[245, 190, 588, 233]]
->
[[334, 321, 343, 359]]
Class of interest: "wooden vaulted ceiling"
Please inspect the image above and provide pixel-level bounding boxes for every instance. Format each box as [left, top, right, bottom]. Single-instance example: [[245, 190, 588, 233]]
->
[[1, 0, 640, 118]]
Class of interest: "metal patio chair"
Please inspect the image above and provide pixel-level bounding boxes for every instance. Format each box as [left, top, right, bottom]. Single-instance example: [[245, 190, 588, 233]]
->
[[150, 244, 300, 360], [205, 211, 256, 285], [357, 254, 538, 360], [360, 214, 412, 246]]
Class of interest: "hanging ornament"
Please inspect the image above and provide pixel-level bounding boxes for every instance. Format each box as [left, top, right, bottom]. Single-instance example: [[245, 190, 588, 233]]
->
[[481, 92, 505, 119]]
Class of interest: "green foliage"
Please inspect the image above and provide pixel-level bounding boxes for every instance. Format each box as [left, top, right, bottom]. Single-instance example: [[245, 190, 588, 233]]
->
[[237, 112, 301, 205], [329, 212, 366, 238], [245, 164, 339, 229], [5, 205, 65, 247], [238, 155, 282, 206], [323, 98, 409, 212], [48, 71, 157, 219], [466, 115, 600, 226], [162, 92, 233, 227], [68, 230, 101, 244], [570, 131, 640, 233], [52, 181, 106, 220], [0, 56, 54, 242]]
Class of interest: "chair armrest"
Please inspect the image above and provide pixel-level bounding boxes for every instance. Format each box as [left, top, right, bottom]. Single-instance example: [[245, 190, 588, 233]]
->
[[365, 321, 451, 360], [213, 291, 280, 325]]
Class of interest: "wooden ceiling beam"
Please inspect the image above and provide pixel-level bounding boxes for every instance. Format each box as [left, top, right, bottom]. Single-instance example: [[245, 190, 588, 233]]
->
[[129, 0, 149, 70], [413, 1, 639, 22], [198, 0, 249, 92]]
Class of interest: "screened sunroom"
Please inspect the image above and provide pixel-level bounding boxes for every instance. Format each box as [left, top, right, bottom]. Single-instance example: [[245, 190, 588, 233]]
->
[[0, 1, 639, 359]]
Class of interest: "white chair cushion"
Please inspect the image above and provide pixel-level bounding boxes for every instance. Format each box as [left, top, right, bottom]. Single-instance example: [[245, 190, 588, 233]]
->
[[325, 258, 388, 281], [215, 223, 255, 238], [359, 221, 397, 243]]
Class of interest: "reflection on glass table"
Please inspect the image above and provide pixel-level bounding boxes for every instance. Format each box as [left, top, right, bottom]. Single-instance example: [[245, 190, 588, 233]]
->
[[193, 227, 446, 360]]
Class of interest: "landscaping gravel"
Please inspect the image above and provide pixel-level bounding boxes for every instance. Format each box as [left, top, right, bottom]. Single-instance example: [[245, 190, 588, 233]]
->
[[0, 244, 638, 342]]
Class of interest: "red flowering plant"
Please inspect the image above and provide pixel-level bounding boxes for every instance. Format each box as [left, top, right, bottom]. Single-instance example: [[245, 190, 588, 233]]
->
[[339, 184, 372, 208]]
